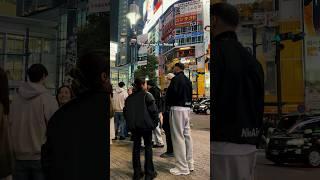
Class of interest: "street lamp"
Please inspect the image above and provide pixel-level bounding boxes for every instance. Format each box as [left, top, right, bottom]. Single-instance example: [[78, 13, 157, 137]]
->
[[126, 1, 141, 29], [126, 1, 141, 82]]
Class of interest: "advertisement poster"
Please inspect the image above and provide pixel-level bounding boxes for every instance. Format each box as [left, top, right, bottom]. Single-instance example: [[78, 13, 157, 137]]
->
[[305, 2, 320, 111]]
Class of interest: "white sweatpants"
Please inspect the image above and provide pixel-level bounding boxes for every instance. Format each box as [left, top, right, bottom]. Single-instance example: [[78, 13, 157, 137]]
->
[[212, 152, 257, 180], [169, 106, 194, 171]]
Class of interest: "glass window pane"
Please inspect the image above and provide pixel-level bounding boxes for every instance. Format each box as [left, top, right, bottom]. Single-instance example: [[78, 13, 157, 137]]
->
[[5, 55, 24, 81]]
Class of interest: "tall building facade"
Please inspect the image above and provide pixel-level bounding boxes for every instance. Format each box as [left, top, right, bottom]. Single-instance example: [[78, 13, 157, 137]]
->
[[117, 0, 130, 66], [142, 0, 209, 97], [116, 0, 144, 84]]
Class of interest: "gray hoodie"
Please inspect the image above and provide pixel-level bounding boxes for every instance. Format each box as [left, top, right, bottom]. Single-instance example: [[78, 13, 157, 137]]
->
[[9, 82, 58, 160]]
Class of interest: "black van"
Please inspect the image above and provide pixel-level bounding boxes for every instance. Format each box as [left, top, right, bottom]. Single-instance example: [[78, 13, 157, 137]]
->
[[266, 117, 320, 167]]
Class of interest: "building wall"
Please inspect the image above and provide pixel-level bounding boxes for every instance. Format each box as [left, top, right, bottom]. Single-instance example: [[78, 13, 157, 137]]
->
[[0, 16, 58, 94], [0, 0, 16, 16]]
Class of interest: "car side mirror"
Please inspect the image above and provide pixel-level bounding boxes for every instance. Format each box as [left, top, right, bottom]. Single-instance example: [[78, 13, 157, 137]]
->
[[304, 129, 313, 135]]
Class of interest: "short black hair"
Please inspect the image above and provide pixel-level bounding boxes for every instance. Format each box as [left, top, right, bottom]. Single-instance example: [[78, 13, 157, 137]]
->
[[147, 80, 156, 87], [78, 51, 109, 89], [212, 3, 239, 27], [118, 82, 125, 88], [134, 77, 146, 90], [174, 63, 185, 70], [27, 64, 48, 83]]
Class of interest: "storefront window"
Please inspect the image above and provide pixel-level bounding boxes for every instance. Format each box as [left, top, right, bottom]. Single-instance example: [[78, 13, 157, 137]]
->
[[6, 35, 24, 81]]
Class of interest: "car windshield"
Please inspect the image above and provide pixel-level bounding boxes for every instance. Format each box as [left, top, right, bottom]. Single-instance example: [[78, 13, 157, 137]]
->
[[200, 99, 209, 104], [287, 119, 320, 134], [287, 121, 303, 134], [277, 115, 302, 130]]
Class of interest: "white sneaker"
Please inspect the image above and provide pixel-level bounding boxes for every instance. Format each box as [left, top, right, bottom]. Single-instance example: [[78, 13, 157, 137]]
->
[[169, 168, 190, 176], [189, 164, 194, 172]]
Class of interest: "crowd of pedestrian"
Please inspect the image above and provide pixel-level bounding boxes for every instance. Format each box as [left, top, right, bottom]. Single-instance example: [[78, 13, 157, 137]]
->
[[110, 62, 194, 179], [0, 51, 110, 180]]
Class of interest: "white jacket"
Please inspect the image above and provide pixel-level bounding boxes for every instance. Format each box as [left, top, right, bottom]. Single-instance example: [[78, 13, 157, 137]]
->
[[113, 87, 128, 112], [9, 82, 58, 160]]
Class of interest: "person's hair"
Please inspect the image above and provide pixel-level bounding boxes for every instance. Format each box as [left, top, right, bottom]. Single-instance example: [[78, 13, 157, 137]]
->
[[0, 67, 9, 115], [212, 3, 240, 27], [118, 82, 125, 88], [134, 77, 146, 91], [174, 63, 185, 70], [77, 51, 109, 89], [56, 85, 74, 105], [147, 80, 156, 87], [27, 64, 48, 83]]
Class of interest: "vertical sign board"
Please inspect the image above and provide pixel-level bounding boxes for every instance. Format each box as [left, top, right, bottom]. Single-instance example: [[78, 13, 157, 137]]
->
[[88, 0, 110, 13], [304, 2, 320, 112]]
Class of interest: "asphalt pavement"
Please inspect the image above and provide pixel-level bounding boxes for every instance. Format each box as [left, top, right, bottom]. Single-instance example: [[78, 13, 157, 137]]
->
[[110, 113, 210, 180], [256, 150, 320, 180]]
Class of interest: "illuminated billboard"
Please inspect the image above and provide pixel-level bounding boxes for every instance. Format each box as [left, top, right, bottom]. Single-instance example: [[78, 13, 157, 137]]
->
[[143, 0, 180, 34]]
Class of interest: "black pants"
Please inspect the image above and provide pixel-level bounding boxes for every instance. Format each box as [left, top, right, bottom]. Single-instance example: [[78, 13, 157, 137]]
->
[[132, 130, 155, 178], [163, 111, 173, 153]]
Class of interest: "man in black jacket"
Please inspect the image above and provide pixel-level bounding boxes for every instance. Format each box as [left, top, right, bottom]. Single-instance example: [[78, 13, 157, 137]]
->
[[124, 77, 159, 180], [211, 3, 265, 180], [41, 52, 110, 180], [166, 63, 194, 176], [147, 80, 164, 148]]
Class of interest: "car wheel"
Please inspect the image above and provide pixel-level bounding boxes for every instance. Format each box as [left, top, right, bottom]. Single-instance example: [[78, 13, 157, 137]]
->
[[206, 109, 210, 115], [308, 150, 320, 167]]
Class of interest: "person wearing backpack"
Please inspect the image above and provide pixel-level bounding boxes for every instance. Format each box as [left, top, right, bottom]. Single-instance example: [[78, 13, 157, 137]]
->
[[212, 3, 265, 180], [123, 77, 159, 180]]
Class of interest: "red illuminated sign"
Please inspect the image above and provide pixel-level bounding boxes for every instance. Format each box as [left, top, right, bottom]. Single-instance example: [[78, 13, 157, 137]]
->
[[175, 14, 197, 25]]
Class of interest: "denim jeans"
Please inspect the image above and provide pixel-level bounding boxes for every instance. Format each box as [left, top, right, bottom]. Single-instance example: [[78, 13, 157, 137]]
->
[[13, 160, 44, 180], [114, 112, 126, 138]]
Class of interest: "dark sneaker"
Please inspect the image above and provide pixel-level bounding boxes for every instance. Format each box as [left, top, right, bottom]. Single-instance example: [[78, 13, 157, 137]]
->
[[133, 171, 144, 180], [145, 171, 157, 180], [153, 144, 164, 148], [160, 152, 174, 158]]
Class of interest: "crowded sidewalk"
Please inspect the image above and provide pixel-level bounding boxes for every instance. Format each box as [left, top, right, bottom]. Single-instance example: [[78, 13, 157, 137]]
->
[[110, 114, 210, 180]]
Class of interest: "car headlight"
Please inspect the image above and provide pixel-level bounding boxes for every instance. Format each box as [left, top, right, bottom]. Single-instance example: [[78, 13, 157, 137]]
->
[[199, 105, 206, 108], [286, 139, 304, 146]]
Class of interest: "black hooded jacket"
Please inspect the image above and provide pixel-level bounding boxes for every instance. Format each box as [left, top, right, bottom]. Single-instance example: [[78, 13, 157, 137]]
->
[[212, 31, 265, 145]]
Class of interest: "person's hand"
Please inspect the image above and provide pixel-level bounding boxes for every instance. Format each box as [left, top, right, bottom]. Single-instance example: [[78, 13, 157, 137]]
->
[[159, 112, 163, 125]]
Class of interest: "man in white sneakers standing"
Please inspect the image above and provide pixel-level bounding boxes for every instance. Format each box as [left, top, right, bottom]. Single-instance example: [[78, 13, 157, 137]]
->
[[10, 64, 58, 180], [166, 63, 194, 175]]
